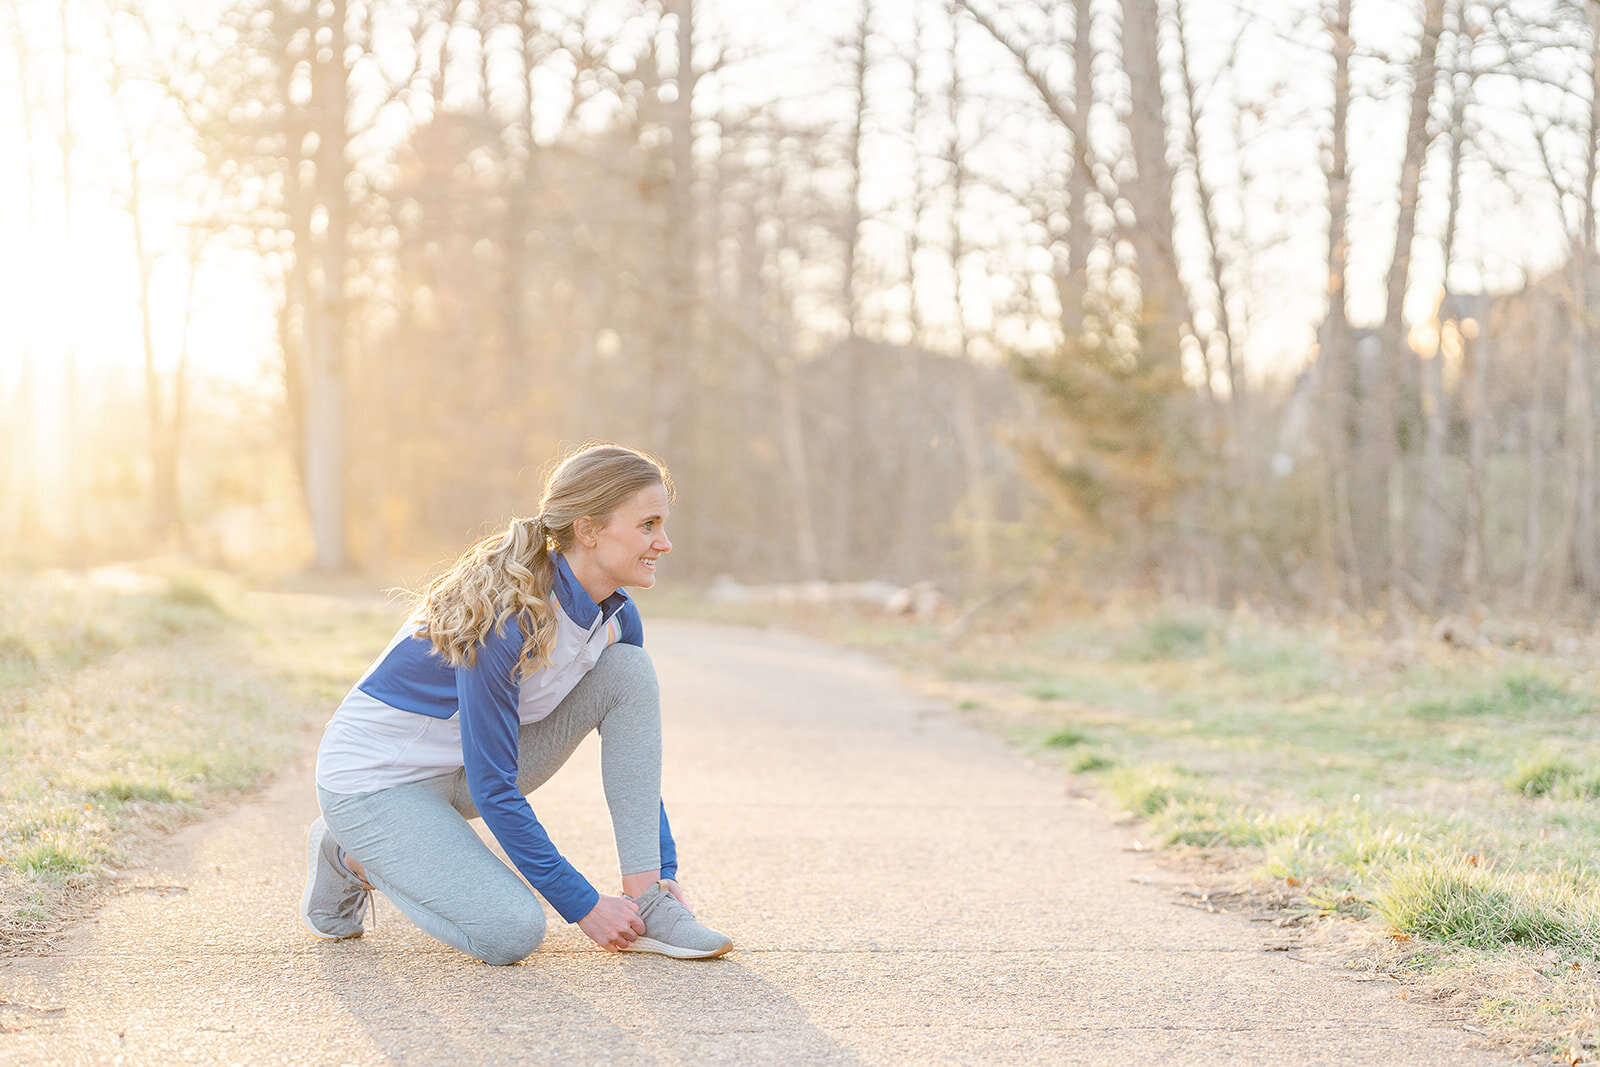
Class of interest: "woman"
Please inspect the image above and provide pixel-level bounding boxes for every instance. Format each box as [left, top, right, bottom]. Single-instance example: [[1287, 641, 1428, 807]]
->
[[300, 443, 731, 964]]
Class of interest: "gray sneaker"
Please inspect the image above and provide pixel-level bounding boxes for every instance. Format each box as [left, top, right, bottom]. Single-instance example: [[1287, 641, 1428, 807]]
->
[[621, 882, 733, 959], [300, 817, 370, 940]]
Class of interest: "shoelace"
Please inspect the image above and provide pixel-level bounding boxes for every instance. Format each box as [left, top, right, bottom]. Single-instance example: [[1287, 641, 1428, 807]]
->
[[636, 885, 690, 931], [337, 848, 377, 930]]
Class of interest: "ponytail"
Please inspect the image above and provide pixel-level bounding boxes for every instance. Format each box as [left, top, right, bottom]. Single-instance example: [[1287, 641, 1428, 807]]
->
[[416, 514, 560, 681], [415, 442, 671, 683]]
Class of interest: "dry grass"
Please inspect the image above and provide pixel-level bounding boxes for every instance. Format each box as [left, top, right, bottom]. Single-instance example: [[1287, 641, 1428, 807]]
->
[[0, 565, 398, 954]]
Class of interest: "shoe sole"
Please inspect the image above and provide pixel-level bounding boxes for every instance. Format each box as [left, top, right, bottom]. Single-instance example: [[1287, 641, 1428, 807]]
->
[[300, 820, 363, 942], [620, 936, 732, 959]]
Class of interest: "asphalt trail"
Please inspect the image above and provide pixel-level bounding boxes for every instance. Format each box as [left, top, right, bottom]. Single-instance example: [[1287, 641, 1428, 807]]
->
[[0, 620, 1507, 1065]]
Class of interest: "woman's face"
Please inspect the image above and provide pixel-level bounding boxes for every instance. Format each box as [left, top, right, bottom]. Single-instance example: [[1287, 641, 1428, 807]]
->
[[585, 482, 673, 594]]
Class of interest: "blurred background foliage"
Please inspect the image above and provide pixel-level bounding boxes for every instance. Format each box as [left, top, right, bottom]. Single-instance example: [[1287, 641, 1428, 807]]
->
[[2, 0, 1598, 619]]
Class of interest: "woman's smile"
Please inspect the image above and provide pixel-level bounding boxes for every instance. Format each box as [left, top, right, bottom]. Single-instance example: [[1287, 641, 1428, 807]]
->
[[569, 482, 673, 601]]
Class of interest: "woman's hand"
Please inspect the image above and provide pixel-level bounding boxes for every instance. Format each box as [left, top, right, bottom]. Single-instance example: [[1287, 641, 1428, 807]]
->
[[660, 878, 693, 914], [577, 894, 647, 952]]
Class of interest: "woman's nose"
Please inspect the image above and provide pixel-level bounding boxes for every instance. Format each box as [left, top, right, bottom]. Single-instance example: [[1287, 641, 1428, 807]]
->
[[655, 530, 672, 552]]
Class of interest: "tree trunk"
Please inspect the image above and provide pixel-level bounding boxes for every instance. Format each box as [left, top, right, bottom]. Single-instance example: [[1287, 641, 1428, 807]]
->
[[835, 0, 871, 574], [900, 5, 931, 580], [1173, 0, 1244, 603], [303, 0, 352, 571], [655, 0, 697, 465], [1064, 0, 1095, 340], [946, 10, 992, 588], [58, 0, 84, 555], [1560, 2, 1600, 605], [765, 182, 822, 581], [4, 6, 42, 544], [1367, 0, 1445, 612], [1524, 341, 1547, 609], [1317, 0, 1359, 609], [1118, 0, 1190, 367], [167, 231, 203, 552], [1460, 300, 1491, 602], [1419, 338, 1447, 608], [126, 147, 180, 547], [1431, 2, 1474, 608], [1174, 0, 1239, 414]]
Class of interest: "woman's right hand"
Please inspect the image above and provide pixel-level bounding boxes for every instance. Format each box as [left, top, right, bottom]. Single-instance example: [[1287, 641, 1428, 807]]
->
[[577, 894, 647, 952]]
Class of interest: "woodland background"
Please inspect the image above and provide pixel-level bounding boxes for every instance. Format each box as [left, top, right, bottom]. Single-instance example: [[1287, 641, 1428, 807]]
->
[[3, 0, 1598, 618]]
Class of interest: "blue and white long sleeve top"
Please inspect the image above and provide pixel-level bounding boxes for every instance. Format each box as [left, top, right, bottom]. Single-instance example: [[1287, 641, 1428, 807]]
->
[[315, 553, 678, 923]]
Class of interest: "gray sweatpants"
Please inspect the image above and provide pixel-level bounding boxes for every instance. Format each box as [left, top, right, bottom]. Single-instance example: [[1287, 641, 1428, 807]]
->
[[317, 642, 663, 965]]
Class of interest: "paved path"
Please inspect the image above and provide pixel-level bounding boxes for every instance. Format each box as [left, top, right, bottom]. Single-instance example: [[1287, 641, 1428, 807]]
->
[[0, 621, 1506, 1065]]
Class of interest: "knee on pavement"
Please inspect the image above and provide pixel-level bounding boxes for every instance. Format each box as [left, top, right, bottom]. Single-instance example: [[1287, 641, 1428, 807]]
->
[[473, 908, 547, 966]]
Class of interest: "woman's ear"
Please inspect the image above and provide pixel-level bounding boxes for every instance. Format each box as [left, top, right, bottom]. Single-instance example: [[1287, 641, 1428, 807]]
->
[[573, 515, 598, 549]]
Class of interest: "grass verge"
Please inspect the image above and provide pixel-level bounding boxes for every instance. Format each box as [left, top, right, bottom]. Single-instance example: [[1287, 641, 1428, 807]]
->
[[0, 565, 397, 953], [650, 591, 1600, 1062]]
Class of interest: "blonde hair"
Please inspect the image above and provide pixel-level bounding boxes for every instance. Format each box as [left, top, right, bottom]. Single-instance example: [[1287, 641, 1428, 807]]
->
[[416, 443, 672, 681]]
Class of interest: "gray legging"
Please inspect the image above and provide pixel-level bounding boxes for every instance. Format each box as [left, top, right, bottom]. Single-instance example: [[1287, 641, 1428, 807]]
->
[[317, 642, 663, 965]]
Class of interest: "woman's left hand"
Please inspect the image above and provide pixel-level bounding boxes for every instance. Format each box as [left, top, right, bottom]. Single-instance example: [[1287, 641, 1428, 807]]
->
[[660, 878, 693, 914]]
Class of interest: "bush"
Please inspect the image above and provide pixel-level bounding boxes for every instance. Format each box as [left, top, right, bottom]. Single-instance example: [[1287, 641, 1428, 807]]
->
[[1120, 614, 1214, 661], [0, 633, 36, 669], [162, 575, 227, 615]]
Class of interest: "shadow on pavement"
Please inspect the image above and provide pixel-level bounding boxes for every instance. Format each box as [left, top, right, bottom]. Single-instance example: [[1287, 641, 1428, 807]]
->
[[315, 937, 862, 1063], [615, 954, 865, 1064], [315, 940, 652, 1061]]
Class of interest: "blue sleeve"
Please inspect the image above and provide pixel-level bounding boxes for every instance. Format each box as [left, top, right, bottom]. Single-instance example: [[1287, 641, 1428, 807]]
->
[[457, 617, 600, 924], [659, 801, 678, 881], [618, 601, 644, 646]]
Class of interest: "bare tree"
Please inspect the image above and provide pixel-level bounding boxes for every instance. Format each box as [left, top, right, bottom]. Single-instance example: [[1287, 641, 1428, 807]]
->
[[834, 0, 873, 569], [1315, 0, 1360, 608], [1558, 0, 1600, 603], [56, 0, 84, 554], [1363, 0, 1445, 611], [1173, 0, 1242, 421], [1064, 0, 1096, 341], [898, 2, 933, 578], [1423, 0, 1482, 608], [944, 7, 994, 584], [1, 1, 44, 546], [1118, 0, 1192, 372], [204, 0, 431, 570]]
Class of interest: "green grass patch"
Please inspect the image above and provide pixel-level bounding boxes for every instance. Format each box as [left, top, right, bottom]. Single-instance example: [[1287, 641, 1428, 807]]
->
[[1105, 763, 1208, 816], [162, 573, 229, 615], [1118, 613, 1215, 661], [1072, 750, 1116, 773], [1504, 755, 1600, 800], [1043, 726, 1089, 748], [1374, 857, 1600, 957], [11, 841, 98, 877], [0, 566, 399, 951], [85, 776, 196, 806], [1408, 669, 1591, 721]]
